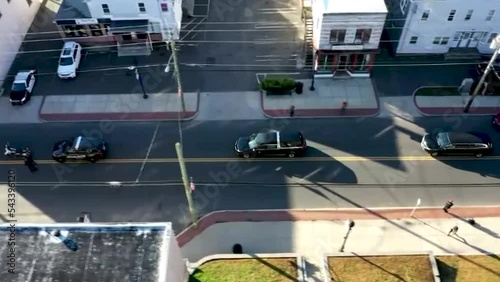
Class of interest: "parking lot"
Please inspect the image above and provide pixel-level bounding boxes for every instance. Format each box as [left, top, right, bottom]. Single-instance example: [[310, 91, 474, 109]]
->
[[2, 0, 307, 97]]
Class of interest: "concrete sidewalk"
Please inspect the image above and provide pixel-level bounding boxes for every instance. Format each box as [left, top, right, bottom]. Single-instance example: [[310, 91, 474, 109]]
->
[[415, 94, 500, 116], [39, 93, 199, 122], [177, 207, 500, 282], [261, 78, 379, 118]]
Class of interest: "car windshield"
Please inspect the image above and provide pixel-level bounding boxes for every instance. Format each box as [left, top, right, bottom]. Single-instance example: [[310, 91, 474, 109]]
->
[[12, 83, 26, 92], [436, 132, 450, 147], [59, 57, 74, 66], [248, 133, 266, 149]]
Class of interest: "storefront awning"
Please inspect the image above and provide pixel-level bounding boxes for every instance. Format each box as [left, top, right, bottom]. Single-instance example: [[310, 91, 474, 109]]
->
[[110, 20, 149, 33]]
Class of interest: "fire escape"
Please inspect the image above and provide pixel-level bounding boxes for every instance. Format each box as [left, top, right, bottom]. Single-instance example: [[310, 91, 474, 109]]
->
[[302, 1, 314, 70]]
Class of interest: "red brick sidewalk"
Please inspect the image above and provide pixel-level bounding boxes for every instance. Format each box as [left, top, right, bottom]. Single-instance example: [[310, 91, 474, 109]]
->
[[176, 207, 500, 247]]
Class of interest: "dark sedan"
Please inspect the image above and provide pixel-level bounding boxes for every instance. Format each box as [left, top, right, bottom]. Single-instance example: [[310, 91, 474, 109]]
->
[[421, 131, 493, 157], [52, 136, 107, 163]]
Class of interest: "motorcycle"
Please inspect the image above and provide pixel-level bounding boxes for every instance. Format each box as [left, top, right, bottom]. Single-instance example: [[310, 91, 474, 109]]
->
[[4, 143, 31, 157]]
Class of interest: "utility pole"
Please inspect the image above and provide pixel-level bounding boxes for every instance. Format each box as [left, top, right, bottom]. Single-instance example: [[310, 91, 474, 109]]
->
[[464, 35, 500, 113], [175, 142, 198, 227], [169, 37, 186, 113]]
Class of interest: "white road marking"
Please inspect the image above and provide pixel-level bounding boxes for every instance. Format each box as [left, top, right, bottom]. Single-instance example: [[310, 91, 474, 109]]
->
[[135, 122, 160, 183], [180, 18, 206, 41], [374, 125, 396, 138], [181, 18, 196, 29]]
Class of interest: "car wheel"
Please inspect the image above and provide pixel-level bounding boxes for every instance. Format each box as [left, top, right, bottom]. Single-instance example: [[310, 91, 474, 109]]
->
[[88, 157, 97, 163], [242, 153, 250, 159], [288, 152, 296, 158], [56, 157, 66, 163], [475, 152, 483, 158], [430, 152, 439, 157]]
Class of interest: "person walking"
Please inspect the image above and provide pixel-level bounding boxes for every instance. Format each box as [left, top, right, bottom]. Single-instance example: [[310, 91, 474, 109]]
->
[[448, 226, 458, 236], [443, 200, 454, 213]]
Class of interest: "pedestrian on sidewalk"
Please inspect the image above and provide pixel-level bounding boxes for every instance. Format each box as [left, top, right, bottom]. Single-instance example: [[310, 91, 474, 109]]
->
[[448, 226, 458, 236], [443, 200, 454, 213], [341, 101, 348, 111], [24, 153, 38, 172], [289, 105, 295, 117]]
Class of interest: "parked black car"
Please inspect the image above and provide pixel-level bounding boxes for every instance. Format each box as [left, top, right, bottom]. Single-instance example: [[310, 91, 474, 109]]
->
[[235, 130, 307, 158], [421, 131, 493, 157], [52, 136, 107, 163], [10, 70, 36, 106]]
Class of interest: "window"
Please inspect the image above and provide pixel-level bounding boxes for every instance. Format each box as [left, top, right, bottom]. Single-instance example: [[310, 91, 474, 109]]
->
[[448, 10, 456, 21], [26, 0, 32, 6], [421, 10, 430, 21], [465, 10, 473, 20], [409, 36, 418, 44], [138, 3, 146, 13], [487, 33, 498, 44], [89, 24, 103, 36], [102, 4, 110, 14], [486, 10, 495, 21], [62, 25, 88, 37], [329, 29, 346, 44], [160, 3, 168, 12], [355, 29, 371, 43], [433, 37, 449, 45], [399, 0, 409, 14]]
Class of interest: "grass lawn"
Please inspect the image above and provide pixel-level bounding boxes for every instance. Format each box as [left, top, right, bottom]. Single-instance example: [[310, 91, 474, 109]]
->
[[189, 258, 299, 282], [415, 87, 461, 96], [328, 255, 434, 282], [437, 255, 500, 282]]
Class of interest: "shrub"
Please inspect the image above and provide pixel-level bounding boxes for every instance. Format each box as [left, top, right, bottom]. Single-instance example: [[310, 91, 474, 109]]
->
[[260, 78, 296, 92]]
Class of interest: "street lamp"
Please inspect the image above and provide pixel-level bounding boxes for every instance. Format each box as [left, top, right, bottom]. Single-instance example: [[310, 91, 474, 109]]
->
[[128, 66, 148, 99], [339, 219, 355, 252], [464, 35, 500, 113]]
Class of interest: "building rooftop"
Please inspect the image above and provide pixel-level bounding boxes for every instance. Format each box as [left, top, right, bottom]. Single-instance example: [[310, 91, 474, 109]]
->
[[322, 0, 387, 14], [0, 223, 172, 282], [54, 0, 91, 21]]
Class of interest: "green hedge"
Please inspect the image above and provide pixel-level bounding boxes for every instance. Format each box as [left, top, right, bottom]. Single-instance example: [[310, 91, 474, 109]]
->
[[260, 78, 296, 92]]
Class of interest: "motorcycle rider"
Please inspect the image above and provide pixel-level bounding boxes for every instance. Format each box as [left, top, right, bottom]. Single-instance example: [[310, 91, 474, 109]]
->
[[24, 152, 37, 172]]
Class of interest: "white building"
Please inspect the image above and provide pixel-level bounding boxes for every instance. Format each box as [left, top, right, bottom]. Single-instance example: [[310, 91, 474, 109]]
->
[[54, 0, 182, 56], [312, 0, 388, 78], [385, 0, 500, 55], [0, 0, 41, 85]]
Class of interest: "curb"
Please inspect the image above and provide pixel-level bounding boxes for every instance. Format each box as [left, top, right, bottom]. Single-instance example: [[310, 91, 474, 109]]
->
[[260, 91, 380, 119], [37, 92, 201, 123], [412, 86, 499, 116], [175, 206, 500, 248]]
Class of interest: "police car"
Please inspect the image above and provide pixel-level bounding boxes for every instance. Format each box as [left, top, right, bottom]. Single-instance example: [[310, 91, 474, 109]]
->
[[52, 136, 107, 163], [10, 70, 37, 106]]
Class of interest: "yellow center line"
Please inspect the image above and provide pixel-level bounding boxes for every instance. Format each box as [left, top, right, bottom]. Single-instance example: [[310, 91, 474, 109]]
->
[[1, 156, 500, 165]]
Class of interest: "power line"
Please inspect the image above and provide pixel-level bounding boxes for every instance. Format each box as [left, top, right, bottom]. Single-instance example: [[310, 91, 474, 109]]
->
[[14, 26, 423, 44], [3, 61, 481, 79], [0, 18, 421, 38], [4, 36, 495, 55]]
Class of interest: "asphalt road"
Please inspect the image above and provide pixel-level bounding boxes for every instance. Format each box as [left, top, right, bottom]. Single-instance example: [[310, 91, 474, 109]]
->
[[0, 116, 499, 229]]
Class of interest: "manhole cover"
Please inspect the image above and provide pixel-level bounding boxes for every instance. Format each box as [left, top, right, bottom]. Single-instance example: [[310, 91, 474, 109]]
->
[[206, 57, 216, 64]]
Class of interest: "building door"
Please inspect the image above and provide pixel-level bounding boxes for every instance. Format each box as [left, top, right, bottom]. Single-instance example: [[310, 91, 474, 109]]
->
[[338, 55, 348, 70], [458, 32, 471, 48]]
